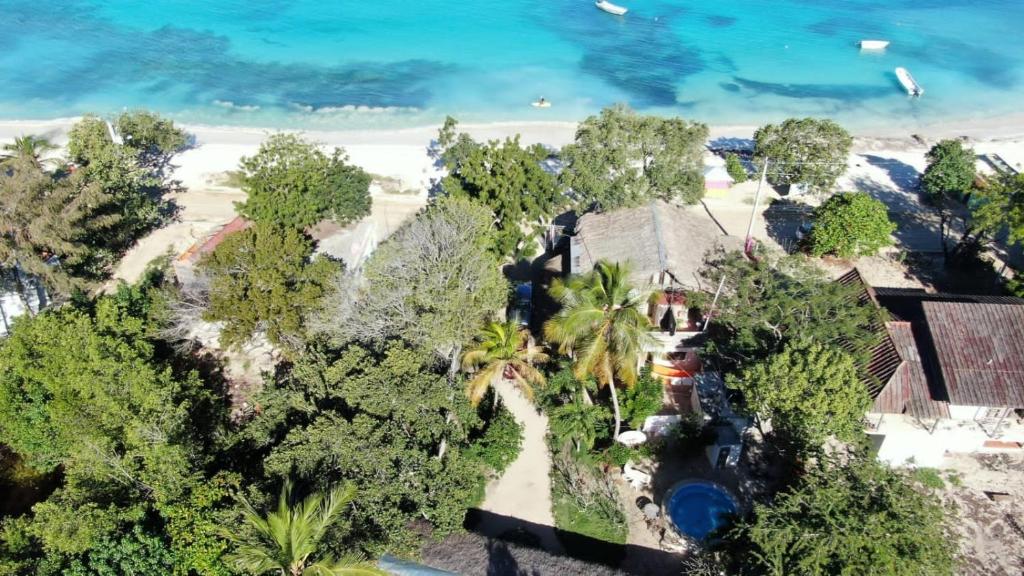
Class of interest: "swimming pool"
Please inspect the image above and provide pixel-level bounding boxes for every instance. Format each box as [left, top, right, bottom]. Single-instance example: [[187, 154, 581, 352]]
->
[[664, 480, 738, 542]]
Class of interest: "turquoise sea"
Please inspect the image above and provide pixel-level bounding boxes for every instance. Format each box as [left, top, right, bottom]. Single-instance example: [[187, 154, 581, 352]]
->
[[1, 0, 1022, 131]]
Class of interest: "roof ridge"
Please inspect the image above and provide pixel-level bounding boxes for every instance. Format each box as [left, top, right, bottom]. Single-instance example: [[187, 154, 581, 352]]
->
[[649, 201, 668, 274]]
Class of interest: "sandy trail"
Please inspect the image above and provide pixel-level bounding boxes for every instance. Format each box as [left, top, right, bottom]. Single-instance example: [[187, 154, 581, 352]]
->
[[478, 379, 560, 552]]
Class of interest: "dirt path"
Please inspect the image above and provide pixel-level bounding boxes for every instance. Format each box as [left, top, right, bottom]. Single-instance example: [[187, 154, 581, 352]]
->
[[478, 379, 561, 552]]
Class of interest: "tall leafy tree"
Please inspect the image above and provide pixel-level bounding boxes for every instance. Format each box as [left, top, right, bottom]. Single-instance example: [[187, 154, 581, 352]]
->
[[248, 342, 490, 555], [114, 110, 189, 173], [462, 320, 548, 406], [701, 250, 884, 369], [549, 397, 610, 453], [438, 119, 561, 259], [0, 134, 57, 170], [544, 261, 654, 439], [726, 340, 870, 452], [753, 118, 852, 192], [225, 481, 384, 576], [560, 105, 709, 211], [317, 197, 507, 374], [200, 223, 340, 354], [920, 139, 975, 200], [943, 172, 1024, 257], [725, 457, 954, 576], [808, 192, 896, 258], [236, 134, 372, 230]]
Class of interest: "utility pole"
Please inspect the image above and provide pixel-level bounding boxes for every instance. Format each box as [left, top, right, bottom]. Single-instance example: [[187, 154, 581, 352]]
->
[[744, 160, 769, 257]]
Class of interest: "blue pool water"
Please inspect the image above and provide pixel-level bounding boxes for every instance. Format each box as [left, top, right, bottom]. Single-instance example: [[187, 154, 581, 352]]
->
[[1, 0, 1023, 130], [665, 481, 738, 541]]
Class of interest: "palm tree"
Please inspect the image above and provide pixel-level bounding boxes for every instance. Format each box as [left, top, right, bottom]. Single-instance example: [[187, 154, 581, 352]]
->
[[226, 480, 385, 576], [0, 135, 57, 171], [549, 396, 610, 453], [462, 319, 548, 406], [544, 260, 654, 440]]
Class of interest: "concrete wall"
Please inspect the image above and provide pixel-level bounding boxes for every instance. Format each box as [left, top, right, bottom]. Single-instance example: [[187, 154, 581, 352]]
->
[[868, 411, 1024, 468]]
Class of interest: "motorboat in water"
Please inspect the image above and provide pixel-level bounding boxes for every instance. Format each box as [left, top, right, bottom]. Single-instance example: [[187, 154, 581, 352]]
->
[[531, 98, 552, 108], [595, 0, 628, 16], [859, 39, 890, 50], [895, 67, 924, 96]]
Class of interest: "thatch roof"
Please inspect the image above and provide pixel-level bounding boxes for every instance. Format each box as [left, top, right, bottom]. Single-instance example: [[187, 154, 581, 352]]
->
[[570, 200, 741, 288]]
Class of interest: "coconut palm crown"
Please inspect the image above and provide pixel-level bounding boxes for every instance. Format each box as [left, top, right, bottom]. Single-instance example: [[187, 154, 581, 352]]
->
[[0, 134, 58, 170], [226, 480, 385, 576], [543, 260, 654, 439], [462, 319, 548, 406]]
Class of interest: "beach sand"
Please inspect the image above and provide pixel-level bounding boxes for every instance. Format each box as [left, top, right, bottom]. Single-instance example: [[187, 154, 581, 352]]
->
[[3, 115, 1024, 286]]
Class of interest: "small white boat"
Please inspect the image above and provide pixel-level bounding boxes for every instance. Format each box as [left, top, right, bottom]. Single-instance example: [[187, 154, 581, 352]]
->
[[859, 39, 890, 50], [531, 98, 552, 108], [895, 66, 924, 97], [595, 0, 628, 16]]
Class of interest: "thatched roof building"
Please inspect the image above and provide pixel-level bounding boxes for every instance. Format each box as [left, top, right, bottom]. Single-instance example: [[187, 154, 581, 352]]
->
[[568, 200, 742, 288]]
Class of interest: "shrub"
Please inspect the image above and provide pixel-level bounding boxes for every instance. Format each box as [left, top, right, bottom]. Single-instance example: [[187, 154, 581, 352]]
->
[[809, 192, 896, 258], [921, 139, 975, 200], [550, 449, 627, 545], [912, 467, 946, 490], [465, 407, 524, 475], [725, 153, 748, 183], [673, 414, 716, 456], [620, 368, 664, 429]]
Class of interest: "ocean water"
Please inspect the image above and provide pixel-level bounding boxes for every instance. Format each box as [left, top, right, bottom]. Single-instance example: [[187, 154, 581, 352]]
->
[[1, 0, 1022, 131]]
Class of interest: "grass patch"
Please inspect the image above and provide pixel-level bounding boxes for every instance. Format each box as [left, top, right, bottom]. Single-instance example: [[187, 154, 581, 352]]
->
[[945, 472, 963, 487], [550, 449, 627, 545], [912, 467, 946, 490]]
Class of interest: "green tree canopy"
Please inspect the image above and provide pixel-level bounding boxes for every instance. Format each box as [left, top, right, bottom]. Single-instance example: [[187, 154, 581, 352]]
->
[[921, 139, 976, 200], [726, 340, 870, 451], [0, 134, 58, 171], [951, 173, 1024, 254], [438, 118, 561, 259], [317, 197, 507, 372], [808, 192, 896, 258], [199, 223, 340, 353], [115, 110, 189, 172], [726, 457, 954, 576], [238, 342, 492, 555], [702, 250, 884, 368], [236, 133, 372, 230], [753, 118, 852, 192], [560, 105, 709, 211]]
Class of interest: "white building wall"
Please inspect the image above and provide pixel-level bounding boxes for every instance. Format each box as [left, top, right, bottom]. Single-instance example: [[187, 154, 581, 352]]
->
[[868, 410, 1024, 468]]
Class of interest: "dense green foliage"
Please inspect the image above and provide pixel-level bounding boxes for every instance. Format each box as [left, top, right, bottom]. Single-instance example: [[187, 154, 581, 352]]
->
[[726, 340, 870, 451], [0, 135, 57, 171], [0, 279, 234, 575], [236, 133, 372, 230], [2, 113, 184, 293], [725, 153, 748, 183], [560, 105, 709, 211], [702, 250, 884, 369], [921, 139, 976, 200], [753, 118, 852, 192], [318, 197, 508, 371], [438, 118, 561, 259], [549, 397, 611, 453], [225, 481, 385, 576], [619, 367, 664, 429], [545, 261, 654, 439], [199, 223, 340, 353], [808, 192, 896, 258], [114, 111, 189, 172], [958, 173, 1024, 251], [464, 406, 524, 476], [462, 320, 548, 406], [242, 342, 493, 555], [725, 457, 954, 576]]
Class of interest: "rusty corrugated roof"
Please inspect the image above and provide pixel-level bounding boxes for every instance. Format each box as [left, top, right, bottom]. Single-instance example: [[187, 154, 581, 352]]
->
[[873, 322, 950, 419], [835, 269, 900, 396], [922, 302, 1024, 408]]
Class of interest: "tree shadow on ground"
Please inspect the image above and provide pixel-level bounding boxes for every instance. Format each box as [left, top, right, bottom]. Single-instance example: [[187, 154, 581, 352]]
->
[[762, 198, 811, 254], [861, 154, 921, 194], [848, 176, 944, 253]]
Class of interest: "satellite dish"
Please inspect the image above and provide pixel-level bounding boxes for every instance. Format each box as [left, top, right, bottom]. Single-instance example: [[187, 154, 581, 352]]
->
[[617, 430, 648, 446]]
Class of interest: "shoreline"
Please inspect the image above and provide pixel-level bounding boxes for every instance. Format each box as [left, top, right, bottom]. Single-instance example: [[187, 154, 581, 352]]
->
[[4, 114, 1024, 194]]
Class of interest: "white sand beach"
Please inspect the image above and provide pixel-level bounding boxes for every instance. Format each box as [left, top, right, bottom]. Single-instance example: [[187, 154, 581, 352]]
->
[[3, 116, 1024, 288]]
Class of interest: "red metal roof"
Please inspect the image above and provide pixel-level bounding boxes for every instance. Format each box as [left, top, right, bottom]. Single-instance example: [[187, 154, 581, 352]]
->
[[923, 301, 1024, 408], [176, 216, 251, 264], [873, 322, 950, 419]]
